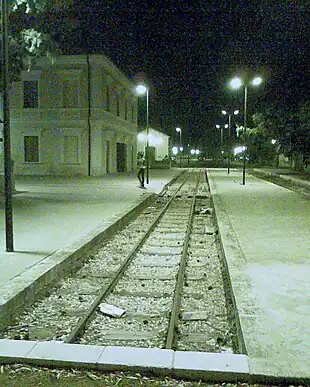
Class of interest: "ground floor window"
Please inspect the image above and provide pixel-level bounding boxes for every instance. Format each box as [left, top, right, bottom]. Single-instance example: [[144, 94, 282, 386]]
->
[[24, 135, 39, 162], [63, 135, 79, 164]]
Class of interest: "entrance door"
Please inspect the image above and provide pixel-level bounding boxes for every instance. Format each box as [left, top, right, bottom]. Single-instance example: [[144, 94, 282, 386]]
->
[[117, 142, 127, 172]]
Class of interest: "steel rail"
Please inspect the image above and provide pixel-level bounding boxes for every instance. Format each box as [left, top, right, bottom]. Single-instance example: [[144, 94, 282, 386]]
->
[[165, 169, 202, 349], [65, 171, 193, 344]]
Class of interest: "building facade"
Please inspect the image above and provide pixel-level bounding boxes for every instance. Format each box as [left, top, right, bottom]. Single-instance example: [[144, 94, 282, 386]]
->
[[8, 54, 138, 176], [137, 128, 170, 162]]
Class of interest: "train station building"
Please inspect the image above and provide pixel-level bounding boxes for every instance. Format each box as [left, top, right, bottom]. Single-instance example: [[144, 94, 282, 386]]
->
[[6, 54, 139, 176]]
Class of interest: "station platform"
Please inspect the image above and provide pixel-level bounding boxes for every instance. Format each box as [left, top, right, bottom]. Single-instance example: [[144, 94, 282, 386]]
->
[[207, 168, 310, 380], [0, 167, 309, 383]]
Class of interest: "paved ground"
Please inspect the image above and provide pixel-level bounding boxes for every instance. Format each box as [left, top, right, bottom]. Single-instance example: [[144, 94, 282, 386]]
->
[[0, 169, 181, 289], [207, 168, 310, 379], [0, 167, 309, 382]]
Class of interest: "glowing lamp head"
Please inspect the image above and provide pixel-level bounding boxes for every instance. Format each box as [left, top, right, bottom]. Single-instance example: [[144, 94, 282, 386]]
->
[[224, 124, 229, 128], [216, 125, 220, 129], [234, 110, 239, 115], [230, 77, 242, 89], [252, 76, 262, 86], [136, 84, 147, 95], [176, 127, 181, 133], [222, 110, 227, 115]]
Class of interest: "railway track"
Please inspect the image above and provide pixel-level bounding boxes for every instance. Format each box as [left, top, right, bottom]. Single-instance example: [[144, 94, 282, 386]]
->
[[1, 169, 237, 353]]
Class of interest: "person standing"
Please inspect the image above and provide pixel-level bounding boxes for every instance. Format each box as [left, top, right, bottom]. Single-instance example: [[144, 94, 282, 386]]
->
[[137, 152, 146, 188]]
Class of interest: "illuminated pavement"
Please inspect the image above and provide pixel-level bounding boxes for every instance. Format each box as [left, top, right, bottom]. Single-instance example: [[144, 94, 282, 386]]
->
[[207, 168, 310, 379]]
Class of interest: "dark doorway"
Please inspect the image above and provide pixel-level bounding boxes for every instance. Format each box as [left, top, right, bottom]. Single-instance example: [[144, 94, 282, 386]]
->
[[117, 142, 127, 172]]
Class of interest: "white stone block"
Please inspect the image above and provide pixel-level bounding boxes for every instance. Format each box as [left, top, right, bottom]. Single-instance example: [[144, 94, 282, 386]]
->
[[173, 351, 250, 381], [98, 346, 173, 370], [0, 339, 37, 359], [26, 342, 104, 367]]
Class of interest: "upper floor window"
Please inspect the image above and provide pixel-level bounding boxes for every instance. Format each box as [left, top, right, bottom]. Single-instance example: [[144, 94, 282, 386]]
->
[[106, 85, 110, 111], [131, 105, 135, 123], [116, 93, 120, 116], [23, 81, 38, 108], [125, 99, 128, 120], [63, 80, 78, 108]]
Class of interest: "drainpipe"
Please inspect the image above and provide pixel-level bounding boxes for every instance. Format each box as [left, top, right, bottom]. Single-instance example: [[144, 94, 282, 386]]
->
[[86, 54, 91, 176]]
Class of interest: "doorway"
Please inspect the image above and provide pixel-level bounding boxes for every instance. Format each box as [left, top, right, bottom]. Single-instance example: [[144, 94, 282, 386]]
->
[[117, 142, 127, 172]]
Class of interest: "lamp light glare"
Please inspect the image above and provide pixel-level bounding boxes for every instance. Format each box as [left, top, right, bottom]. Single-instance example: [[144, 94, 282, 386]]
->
[[172, 146, 178, 155], [224, 124, 229, 128], [195, 149, 200, 155], [180, 146, 183, 152], [176, 127, 181, 132], [230, 77, 242, 89], [190, 149, 195, 155], [222, 110, 227, 115], [271, 139, 276, 145], [234, 110, 239, 115], [216, 124, 220, 129], [136, 84, 147, 95], [252, 76, 262, 86]]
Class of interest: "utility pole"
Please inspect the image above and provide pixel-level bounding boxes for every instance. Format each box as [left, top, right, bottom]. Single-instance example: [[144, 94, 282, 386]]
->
[[1, 0, 14, 251]]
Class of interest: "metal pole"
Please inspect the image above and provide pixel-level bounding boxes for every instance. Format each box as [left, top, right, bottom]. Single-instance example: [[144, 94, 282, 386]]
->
[[146, 88, 149, 184], [179, 130, 182, 167], [242, 85, 248, 185], [2, 0, 14, 251], [228, 113, 232, 174]]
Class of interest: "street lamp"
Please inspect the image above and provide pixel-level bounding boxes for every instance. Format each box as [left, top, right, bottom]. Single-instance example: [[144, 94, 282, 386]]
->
[[215, 124, 228, 158], [230, 75, 263, 185], [222, 109, 239, 174], [136, 84, 149, 184], [176, 127, 182, 167]]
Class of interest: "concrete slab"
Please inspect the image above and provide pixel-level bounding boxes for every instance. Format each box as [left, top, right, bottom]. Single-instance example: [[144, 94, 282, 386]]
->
[[26, 341, 104, 368], [97, 346, 174, 372], [173, 351, 250, 382], [0, 339, 37, 361]]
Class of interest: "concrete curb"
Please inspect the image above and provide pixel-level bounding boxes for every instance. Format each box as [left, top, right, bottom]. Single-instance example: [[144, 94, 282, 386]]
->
[[0, 340, 250, 382], [0, 193, 156, 326]]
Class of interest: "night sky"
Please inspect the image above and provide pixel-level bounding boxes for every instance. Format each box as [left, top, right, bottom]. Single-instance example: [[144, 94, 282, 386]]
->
[[69, 0, 309, 150]]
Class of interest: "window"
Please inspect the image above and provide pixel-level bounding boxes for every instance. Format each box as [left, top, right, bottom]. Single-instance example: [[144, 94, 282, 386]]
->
[[125, 99, 128, 120], [24, 136, 39, 162], [116, 93, 120, 116], [64, 135, 79, 163], [63, 80, 78, 108], [106, 86, 110, 111], [23, 81, 38, 108], [131, 105, 134, 123]]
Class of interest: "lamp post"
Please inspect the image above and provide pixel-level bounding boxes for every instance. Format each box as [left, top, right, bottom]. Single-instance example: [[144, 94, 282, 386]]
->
[[222, 109, 239, 174], [216, 124, 228, 163], [136, 84, 149, 184], [176, 127, 182, 167], [1, 0, 14, 251], [230, 76, 262, 185]]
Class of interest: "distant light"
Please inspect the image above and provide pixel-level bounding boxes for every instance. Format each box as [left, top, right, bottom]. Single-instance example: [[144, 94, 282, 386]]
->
[[242, 146, 246, 151], [176, 127, 181, 132], [222, 110, 227, 115], [216, 124, 220, 129], [195, 149, 200, 155], [271, 139, 276, 144], [252, 76, 262, 86], [136, 84, 147, 95], [172, 146, 178, 155], [224, 124, 228, 128], [234, 110, 239, 115], [230, 77, 242, 89], [190, 149, 196, 155], [221, 150, 224, 154], [234, 146, 247, 155], [180, 147, 183, 151]]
